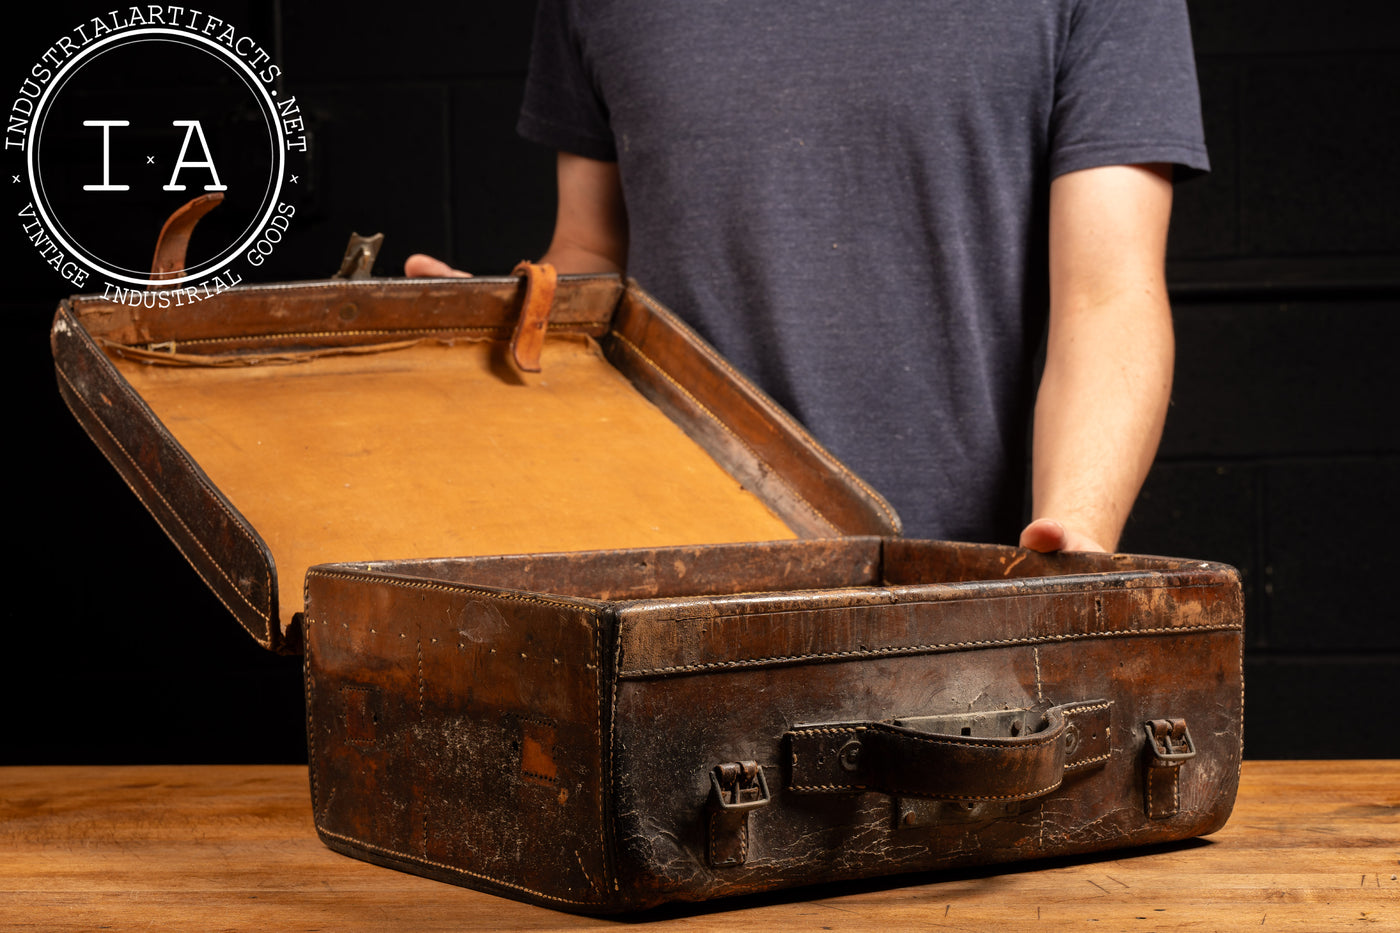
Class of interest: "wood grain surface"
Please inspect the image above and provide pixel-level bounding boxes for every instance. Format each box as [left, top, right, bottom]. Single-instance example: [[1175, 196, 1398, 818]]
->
[[3, 761, 1396, 931]]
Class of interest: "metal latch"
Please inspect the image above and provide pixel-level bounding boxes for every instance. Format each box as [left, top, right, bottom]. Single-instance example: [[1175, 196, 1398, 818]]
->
[[1144, 719, 1196, 763], [707, 761, 770, 868], [1142, 718, 1195, 820], [332, 232, 384, 279]]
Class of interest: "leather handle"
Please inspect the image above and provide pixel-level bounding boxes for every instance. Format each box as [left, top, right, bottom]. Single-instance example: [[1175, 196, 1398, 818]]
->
[[787, 699, 1111, 801]]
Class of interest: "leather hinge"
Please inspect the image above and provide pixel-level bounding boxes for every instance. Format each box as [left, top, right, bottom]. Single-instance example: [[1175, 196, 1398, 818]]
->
[[707, 761, 770, 868], [1142, 718, 1196, 820]]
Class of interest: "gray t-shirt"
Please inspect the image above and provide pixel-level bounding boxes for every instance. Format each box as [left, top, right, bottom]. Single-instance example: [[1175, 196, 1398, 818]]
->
[[519, 0, 1208, 541]]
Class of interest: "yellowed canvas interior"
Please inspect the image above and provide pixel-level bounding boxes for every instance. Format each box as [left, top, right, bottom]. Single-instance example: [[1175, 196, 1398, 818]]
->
[[114, 335, 795, 627]]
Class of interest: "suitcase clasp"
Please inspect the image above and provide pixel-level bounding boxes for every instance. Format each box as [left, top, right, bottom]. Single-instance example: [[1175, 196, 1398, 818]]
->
[[1142, 718, 1196, 820], [332, 232, 384, 280], [709, 760, 771, 812], [1143, 718, 1196, 763], [707, 761, 770, 868]]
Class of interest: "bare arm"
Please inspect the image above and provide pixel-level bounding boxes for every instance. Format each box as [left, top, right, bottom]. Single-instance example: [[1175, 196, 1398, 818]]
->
[[1020, 163, 1175, 553], [539, 152, 628, 273], [405, 152, 627, 277]]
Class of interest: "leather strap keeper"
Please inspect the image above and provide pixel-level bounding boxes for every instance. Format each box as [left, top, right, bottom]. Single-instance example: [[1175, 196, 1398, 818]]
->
[[510, 260, 557, 372]]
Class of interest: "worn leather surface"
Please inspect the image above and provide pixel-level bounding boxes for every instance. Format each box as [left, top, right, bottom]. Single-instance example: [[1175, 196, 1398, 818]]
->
[[51, 276, 898, 645], [303, 538, 1243, 912], [786, 699, 1112, 800], [52, 274, 1241, 912]]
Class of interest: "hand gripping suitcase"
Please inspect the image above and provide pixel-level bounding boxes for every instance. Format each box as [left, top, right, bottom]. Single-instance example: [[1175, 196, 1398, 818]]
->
[[52, 255, 1242, 913]]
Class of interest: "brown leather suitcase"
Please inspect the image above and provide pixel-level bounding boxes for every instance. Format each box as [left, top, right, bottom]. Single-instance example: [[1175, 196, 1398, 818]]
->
[[52, 264, 1242, 913]]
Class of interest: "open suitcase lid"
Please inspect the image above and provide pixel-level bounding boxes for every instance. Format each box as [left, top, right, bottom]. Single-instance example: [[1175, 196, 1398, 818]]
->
[[51, 258, 900, 653]]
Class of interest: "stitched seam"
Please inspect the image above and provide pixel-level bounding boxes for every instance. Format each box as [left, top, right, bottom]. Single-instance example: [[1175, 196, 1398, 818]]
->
[[135, 326, 497, 347], [1065, 753, 1111, 772], [1062, 702, 1113, 769], [793, 725, 867, 737], [791, 783, 866, 793], [629, 288, 899, 531], [880, 778, 1064, 803], [111, 324, 602, 351], [416, 640, 425, 719], [574, 851, 599, 895], [790, 781, 1063, 802], [340, 684, 378, 751], [304, 625, 320, 816], [1235, 581, 1246, 812], [1147, 764, 1180, 819], [609, 330, 840, 537], [305, 569, 601, 616], [55, 362, 272, 636], [607, 618, 621, 894], [620, 621, 1242, 678], [72, 275, 590, 302], [705, 811, 749, 867], [316, 826, 605, 906]]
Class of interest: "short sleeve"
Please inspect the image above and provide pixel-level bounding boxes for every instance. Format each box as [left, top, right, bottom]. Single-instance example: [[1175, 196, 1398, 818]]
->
[[517, 0, 618, 161], [1049, 0, 1209, 179]]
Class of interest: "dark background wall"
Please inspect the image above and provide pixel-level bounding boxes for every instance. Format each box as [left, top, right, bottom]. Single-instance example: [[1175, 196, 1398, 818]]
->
[[1118, 2, 1400, 758], [7, 2, 1397, 764]]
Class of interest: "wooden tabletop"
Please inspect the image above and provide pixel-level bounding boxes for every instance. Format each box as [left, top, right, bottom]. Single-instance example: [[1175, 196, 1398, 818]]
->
[[3, 761, 1396, 931]]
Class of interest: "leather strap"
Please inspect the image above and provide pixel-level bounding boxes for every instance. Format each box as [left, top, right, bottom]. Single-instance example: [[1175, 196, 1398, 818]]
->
[[707, 761, 769, 868], [148, 192, 224, 287], [1143, 718, 1195, 819], [509, 260, 558, 372], [787, 699, 1111, 802]]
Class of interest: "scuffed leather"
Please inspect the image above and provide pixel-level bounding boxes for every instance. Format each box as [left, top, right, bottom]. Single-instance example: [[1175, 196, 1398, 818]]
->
[[303, 538, 1243, 912], [786, 700, 1112, 800]]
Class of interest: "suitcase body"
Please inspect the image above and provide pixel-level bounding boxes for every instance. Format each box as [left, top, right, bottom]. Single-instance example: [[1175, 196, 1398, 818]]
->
[[52, 271, 1242, 914], [305, 538, 1240, 912]]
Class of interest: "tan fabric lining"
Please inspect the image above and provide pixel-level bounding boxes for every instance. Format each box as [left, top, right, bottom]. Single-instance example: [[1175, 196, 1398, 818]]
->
[[114, 335, 796, 629]]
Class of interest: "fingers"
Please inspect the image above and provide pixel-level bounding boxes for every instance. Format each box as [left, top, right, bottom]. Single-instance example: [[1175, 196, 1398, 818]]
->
[[404, 253, 471, 278], [1019, 518, 1108, 554], [1020, 518, 1068, 553]]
